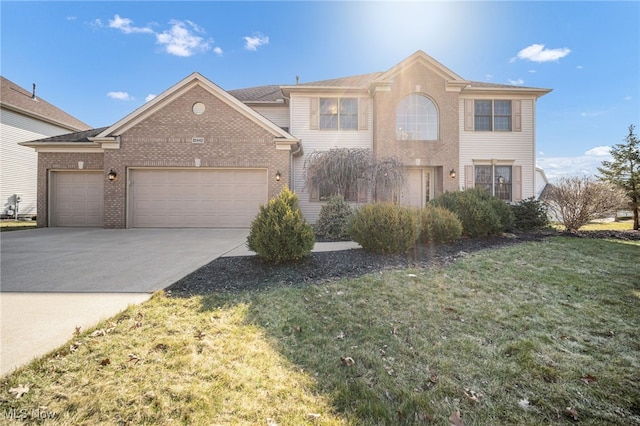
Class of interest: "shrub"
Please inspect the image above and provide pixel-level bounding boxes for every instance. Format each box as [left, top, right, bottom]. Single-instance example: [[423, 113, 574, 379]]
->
[[247, 187, 315, 263], [431, 188, 511, 237], [418, 205, 463, 243], [315, 195, 354, 241], [511, 197, 549, 231], [349, 203, 419, 254], [542, 176, 628, 232]]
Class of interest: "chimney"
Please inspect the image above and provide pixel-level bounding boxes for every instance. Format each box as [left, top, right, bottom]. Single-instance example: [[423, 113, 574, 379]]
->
[[295, 76, 300, 85], [31, 83, 37, 101]]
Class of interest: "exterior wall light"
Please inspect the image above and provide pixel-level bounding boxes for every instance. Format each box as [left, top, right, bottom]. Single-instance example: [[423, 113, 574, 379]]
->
[[275, 171, 281, 182], [449, 169, 456, 179], [108, 169, 118, 181]]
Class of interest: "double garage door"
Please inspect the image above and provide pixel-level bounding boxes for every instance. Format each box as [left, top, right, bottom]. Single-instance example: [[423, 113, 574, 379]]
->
[[130, 169, 267, 228], [50, 169, 267, 228]]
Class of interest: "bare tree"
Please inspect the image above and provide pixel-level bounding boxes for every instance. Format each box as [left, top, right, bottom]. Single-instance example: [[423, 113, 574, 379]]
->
[[304, 148, 404, 201], [542, 176, 627, 232]]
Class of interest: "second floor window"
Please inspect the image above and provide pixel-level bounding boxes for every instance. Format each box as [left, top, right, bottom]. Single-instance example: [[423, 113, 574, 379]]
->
[[396, 94, 438, 140], [320, 98, 358, 130], [474, 100, 512, 131]]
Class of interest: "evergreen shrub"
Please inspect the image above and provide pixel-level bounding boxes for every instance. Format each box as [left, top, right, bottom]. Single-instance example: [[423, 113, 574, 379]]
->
[[247, 187, 315, 263], [349, 203, 419, 254]]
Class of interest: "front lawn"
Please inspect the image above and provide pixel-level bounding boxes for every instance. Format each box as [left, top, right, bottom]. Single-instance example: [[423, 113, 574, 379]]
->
[[1, 237, 638, 425]]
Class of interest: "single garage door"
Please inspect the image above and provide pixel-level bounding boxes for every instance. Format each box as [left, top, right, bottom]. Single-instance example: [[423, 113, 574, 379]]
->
[[130, 169, 267, 228], [50, 171, 104, 226]]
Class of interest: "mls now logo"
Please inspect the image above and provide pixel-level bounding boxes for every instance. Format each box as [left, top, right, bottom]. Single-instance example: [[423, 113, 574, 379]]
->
[[3, 408, 56, 420]]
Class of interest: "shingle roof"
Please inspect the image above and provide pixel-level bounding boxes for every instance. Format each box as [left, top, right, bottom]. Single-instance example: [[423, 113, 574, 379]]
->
[[228, 85, 286, 103], [294, 72, 385, 88], [1, 76, 91, 131], [466, 80, 541, 90], [23, 127, 108, 144]]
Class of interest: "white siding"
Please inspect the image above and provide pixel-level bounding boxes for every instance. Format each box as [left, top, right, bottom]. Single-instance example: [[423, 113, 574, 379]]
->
[[0, 108, 75, 217], [290, 95, 373, 223], [252, 106, 290, 129], [458, 98, 537, 200]]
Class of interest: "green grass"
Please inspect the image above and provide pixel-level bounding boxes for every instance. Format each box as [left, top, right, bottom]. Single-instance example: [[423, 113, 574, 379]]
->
[[1, 237, 638, 425], [552, 219, 635, 231], [0, 220, 36, 232]]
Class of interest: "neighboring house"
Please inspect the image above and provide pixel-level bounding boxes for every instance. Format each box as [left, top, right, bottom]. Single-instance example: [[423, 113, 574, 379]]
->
[[21, 51, 551, 228], [535, 166, 550, 199], [1, 76, 91, 219]]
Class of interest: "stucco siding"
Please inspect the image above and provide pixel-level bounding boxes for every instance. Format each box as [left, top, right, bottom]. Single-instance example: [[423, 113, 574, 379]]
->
[[1, 108, 74, 217], [290, 94, 373, 223], [458, 98, 537, 199]]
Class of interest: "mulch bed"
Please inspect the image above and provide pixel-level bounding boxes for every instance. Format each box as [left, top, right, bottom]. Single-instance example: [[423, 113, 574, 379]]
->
[[167, 229, 638, 297]]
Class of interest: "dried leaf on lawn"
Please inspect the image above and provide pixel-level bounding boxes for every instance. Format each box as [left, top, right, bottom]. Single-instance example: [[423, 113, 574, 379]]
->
[[128, 354, 141, 364], [463, 388, 484, 403], [9, 384, 29, 399], [90, 329, 106, 337], [100, 358, 111, 366], [340, 356, 355, 367], [564, 407, 579, 421], [194, 330, 206, 340], [449, 409, 464, 426], [581, 374, 597, 384]]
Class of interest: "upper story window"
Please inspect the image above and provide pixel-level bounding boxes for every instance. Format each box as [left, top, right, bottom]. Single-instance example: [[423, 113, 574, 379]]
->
[[320, 98, 358, 130], [396, 94, 438, 140], [474, 100, 512, 131]]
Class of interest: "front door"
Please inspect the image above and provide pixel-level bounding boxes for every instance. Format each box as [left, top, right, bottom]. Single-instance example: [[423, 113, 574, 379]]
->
[[401, 168, 432, 207]]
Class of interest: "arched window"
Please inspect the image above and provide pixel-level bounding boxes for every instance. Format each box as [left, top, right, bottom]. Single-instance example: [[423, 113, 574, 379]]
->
[[396, 94, 438, 140]]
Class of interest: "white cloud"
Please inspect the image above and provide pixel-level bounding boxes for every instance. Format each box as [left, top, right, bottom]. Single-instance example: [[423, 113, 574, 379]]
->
[[576, 65, 583, 70], [528, 69, 536, 73], [584, 146, 611, 156], [515, 44, 571, 63], [485, 74, 493, 80], [624, 96, 632, 101], [145, 94, 156, 102], [508, 78, 524, 85], [66, 16, 77, 21], [580, 110, 609, 118], [108, 14, 153, 34], [213, 46, 223, 56], [107, 91, 133, 101], [537, 148, 613, 181], [244, 33, 269, 51], [156, 20, 212, 57]]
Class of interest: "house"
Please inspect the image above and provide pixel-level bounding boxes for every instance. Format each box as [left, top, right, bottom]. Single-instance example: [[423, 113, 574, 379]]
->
[[1, 76, 91, 219], [21, 51, 551, 228]]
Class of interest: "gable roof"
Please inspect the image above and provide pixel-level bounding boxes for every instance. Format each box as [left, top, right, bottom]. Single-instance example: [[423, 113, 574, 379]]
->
[[228, 85, 286, 104], [1, 76, 91, 131], [97, 73, 297, 142]]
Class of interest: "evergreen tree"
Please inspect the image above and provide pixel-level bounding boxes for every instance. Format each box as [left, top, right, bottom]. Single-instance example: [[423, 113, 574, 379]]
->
[[598, 125, 640, 230]]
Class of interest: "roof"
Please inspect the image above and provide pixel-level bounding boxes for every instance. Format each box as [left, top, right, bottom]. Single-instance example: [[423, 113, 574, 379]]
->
[[21, 127, 108, 144], [228, 85, 286, 103], [1, 76, 91, 131], [294, 72, 385, 88]]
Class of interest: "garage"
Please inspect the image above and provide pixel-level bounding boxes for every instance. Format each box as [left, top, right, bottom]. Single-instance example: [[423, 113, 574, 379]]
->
[[129, 169, 268, 228], [50, 171, 104, 226]]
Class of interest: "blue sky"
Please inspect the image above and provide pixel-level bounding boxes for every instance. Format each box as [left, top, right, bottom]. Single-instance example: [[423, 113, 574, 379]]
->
[[2, 1, 638, 180]]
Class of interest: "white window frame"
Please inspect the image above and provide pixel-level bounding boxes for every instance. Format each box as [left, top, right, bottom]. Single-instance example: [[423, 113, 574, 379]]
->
[[474, 100, 512, 132], [319, 97, 358, 130], [396, 94, 439, 140]]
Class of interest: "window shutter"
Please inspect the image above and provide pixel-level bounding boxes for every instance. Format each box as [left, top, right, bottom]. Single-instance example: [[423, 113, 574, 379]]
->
[[464, 165, 474, 189], [358, 98, 369, 130], [513, 165, 522, 201], [309, 98, 318, 130], [357, 178, 368, 202], [513, 100, 522, 132], [464, 99, 474, 131]]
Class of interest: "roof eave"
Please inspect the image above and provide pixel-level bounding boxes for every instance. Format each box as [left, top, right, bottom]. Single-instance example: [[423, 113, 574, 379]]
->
[[1, 103, 90, 132], [462, 86, 553, 98]]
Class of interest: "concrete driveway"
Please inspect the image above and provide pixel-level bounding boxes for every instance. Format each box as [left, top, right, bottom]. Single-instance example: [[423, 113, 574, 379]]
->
[[0, 227, 249, 376], [1, 228, 249, 293]]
